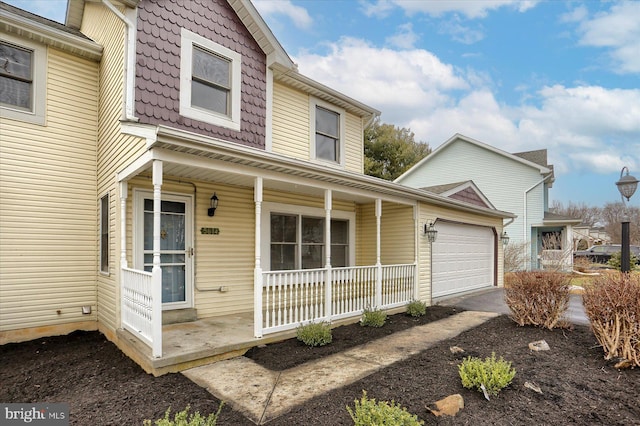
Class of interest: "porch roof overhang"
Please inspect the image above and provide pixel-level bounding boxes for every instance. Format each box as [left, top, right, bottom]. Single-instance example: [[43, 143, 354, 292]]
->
[[117, 123, 515, 219], [538, 211, 583, 227]]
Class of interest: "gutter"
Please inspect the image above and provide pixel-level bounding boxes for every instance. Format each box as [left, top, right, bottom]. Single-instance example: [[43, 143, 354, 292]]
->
[[101, 0, 137, 121]]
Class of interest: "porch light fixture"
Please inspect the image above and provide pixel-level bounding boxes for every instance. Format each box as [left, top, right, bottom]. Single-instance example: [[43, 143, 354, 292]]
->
[[207, 193, 219, 217], [424, 221, 438, 243], [615, 167, 638, 273], [501, 231, 510, 246]]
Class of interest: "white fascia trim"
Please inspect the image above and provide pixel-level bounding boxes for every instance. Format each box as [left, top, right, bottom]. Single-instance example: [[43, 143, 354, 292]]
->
[[1, 8, 103, 61], [117, 151, 154, 182]]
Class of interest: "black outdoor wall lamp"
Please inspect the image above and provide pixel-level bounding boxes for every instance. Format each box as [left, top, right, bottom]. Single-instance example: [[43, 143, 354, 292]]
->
[[501, 231, 510, 246], [424, 221, 438, 243], [207, 193, 219, 217]]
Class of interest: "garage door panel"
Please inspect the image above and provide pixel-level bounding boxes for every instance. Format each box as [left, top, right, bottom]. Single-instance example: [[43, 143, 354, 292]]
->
[[432, 222, 494, 298]]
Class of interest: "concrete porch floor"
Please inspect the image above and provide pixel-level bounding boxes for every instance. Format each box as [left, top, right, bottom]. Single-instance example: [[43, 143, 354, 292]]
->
[[116, 312, 299, 376]]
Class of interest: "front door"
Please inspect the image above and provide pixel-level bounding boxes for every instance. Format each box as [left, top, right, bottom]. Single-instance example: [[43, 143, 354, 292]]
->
[[135, 191, 193, 310]]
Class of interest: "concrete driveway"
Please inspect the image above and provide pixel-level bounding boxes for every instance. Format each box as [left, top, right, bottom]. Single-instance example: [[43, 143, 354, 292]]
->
[[435, 287, 590, 326]]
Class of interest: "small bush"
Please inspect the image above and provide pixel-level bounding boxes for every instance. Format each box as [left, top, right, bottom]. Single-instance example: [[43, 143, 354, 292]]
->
[[296, 321, 332, 347], [406, 300, 427, 317], [346, 390, 424, 426], [607, 251, 639, 271], [504, 271, 571, 329], [143, 403, 224, 426], [360, 308, 387, 327], [582, 272, 640, 367], [458, 353, 516, 398]]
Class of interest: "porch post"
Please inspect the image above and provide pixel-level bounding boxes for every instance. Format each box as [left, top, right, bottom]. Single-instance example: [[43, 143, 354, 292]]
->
[[119, 181, 128, 268], [151, 160, 163, 358], [119, 181, 128, 329], [253, 177, 263, 338], [375, 198, 382, 308], [413, 204, 419, 300], [324, 189, 332, 320]]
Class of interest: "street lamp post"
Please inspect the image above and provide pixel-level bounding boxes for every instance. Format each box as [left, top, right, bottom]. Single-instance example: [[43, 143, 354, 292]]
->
[[615, 167, 639, 273]]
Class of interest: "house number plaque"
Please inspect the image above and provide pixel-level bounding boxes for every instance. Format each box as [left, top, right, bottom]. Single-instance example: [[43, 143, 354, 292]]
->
[[200, 227, 220, 235]]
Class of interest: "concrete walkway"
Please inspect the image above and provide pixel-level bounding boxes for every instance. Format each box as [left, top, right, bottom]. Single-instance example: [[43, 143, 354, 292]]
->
[[183, 310, 499, 424]]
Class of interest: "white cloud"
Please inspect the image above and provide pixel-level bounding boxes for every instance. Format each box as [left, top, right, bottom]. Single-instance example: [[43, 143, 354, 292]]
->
[[576, 1, 640, 73], [294, 37, 468, 115], [385, 23, 419, 49], [253, 0, 313, 30], [294, 37, 640, 176], [438, 16, 485, 44], [559, 5, 588, 23]]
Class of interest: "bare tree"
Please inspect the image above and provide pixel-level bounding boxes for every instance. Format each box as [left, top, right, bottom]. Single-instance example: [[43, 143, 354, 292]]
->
[[602, 202, 640, 245], [550, 200, 601, 226]]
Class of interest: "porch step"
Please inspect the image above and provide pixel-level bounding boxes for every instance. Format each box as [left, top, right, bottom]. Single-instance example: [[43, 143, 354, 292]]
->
[[163, 308, 198, 325]]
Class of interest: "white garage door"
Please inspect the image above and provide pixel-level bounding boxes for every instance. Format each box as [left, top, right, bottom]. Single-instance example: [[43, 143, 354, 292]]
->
[[432, 222, 495, 298]]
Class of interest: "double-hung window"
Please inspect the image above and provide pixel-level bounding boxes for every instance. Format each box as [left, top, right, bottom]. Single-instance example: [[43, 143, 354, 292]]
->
[[100, 194, 109, 274], [270, 212, 350, 270], [180, 28, 241, 130], [0, 35, 45, 124], [310, 98, 345, 166]]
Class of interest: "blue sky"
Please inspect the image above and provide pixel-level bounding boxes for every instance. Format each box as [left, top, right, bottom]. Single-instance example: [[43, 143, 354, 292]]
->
[[6, 0, 640, 208]]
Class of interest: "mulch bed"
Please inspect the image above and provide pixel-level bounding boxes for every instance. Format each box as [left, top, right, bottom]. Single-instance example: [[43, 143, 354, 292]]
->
[[2, 307, 639, 425]]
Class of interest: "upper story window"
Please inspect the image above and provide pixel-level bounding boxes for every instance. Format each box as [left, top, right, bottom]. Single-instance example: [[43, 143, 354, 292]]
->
[[310, 98, 345, 166], [0, 35, 46, 125], [179, 28, 241, 131]]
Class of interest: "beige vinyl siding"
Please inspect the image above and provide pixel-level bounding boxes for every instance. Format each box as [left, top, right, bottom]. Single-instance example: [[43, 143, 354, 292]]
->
[[0, 48, 99, 333], [417, 203, 504, 304], [272, 83, 309, 159], [81, 2, 148, 332], [343, 112, 364, 173], [272, 83, 365, 174], [355, 202, 415, 266]]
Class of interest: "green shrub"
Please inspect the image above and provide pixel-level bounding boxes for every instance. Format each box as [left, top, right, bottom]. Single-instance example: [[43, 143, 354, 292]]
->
[[607, 251, 639, 271], [504, 271, 571, 329], [296, 321, 332, 347], [346, 390, 424, 426], [458, 353, 516, 398], [143, 403, 224, 426], [360, 308, 387, 327], [406, 300, 427, 317]]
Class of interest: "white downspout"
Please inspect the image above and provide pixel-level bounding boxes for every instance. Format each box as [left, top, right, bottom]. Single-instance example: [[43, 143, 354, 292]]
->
[[523, 175, 552, 270], [101, 0, 137, 121]]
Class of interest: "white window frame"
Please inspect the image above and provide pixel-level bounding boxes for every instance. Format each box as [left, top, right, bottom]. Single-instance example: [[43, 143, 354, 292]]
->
[[179, 28, 241, 131], [100, 193, 110, 275], [261, 202, 356, 271], [309, 97, 345, 167], [0, 34, 46, 125]]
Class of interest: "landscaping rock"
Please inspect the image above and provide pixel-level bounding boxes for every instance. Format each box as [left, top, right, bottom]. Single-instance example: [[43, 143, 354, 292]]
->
[[529, 340, 550, 351], [449, 346, 465, 355], [524, 381, 543, 394], [427, 394, 464, 417]]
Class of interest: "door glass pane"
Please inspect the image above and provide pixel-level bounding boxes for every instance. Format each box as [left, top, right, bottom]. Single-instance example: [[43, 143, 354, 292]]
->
[[142, 198, 187, 304]]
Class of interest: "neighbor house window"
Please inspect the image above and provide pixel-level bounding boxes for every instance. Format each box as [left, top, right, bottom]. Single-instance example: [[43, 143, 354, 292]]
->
[[100, 194, 109, 273], [179, 28, 241, 131], [0, 35, 46, 125], [310, 98, 345, 166], [270, 213, 349, 270]]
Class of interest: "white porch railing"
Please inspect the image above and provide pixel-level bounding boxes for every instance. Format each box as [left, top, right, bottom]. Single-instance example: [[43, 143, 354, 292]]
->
[[121, 267, 155, 348], [262, 263, 416, 334]]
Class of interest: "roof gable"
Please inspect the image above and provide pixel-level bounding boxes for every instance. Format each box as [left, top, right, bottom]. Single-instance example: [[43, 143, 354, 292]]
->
[[421, 180, 495, 210], [396, 133, 553, 183]]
